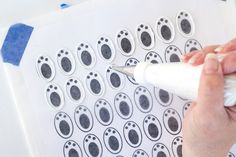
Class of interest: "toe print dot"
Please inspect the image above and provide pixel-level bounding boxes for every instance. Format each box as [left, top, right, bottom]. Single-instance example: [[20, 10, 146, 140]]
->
[[77, 43, 96, 68], [172, 136, 183, 157], [94, 99, 113, 126], [103, 127, 123, 154], [106, 66, 125, 90], [125, 58, 139, 85], [123, 121, 142, 148], [114, 93, 133, 119], [117, 29, 135, 56], [54, 112, 73, 139], [36, 55, 55, 81], [63, 140, 82, 157], [57, 49, 75, 75], [163, 108, 182, 135], [156, 17, 175, 43], [46, 83, 64, 109], [132, 149, 149, 157], [134, 86, 153, 113], [185, 39, 202, 53], [136, 23, 155, 50], [145, 51, 163, 64], [143, 115, 162, 141], [74, 105, 93, 132], [97, 36, 115, 62], [228, 152, 236, 157], [84, 134, 103, 157], [154, 88, 173, 107], [86, 71, 105, 96], [176, 11, 195, 37], [66, 77, 85, 103], [165, 45, 182, 63], [152, 143, 171, 157], [182, 102, 192, 117]]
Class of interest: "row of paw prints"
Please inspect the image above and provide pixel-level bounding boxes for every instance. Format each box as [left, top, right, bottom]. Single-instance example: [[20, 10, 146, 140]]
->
[[62, 136, 183, 157], [36, 10, 202, 83], [55, 104, 184, 157], [39, 44, 201, 110]]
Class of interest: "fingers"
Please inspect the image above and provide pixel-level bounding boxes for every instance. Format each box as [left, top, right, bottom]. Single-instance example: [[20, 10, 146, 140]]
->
[[197, 53, 224, 112], [181, 50, 199, 62], [215, 38, 236, 53], [182, 45, 219, 65], [221, 53, 236, 74]]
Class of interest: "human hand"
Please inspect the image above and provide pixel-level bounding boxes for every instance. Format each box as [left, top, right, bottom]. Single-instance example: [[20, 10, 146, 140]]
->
[[182, 52, 236, 157]]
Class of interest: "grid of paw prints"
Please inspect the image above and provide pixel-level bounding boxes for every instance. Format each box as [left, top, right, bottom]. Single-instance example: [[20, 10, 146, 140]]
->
[[35, 10, 235, 157]]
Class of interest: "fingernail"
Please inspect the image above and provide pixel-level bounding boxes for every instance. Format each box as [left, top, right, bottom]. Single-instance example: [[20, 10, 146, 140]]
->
[[188, 57, 196, 64], [214, 46, 223, 53], [181, 55, 186, 61], [204, 53, 219, 74]]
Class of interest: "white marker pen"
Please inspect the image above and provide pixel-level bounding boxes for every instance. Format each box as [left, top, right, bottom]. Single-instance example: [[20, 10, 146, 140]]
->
[[112, 55, 236, 107]]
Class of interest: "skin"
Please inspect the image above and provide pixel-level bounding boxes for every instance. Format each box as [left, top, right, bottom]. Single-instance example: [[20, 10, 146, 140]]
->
[[182, 39, 236, 157]]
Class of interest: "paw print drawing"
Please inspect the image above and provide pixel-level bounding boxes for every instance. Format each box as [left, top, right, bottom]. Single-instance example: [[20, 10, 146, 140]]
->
[[36, 55, 55, 81], [136, 23, 155, 50], [46, 83, 64, 109], [117, 29, 135, 56], [57, 49, 75, 75], [54, 112, 73, 139]]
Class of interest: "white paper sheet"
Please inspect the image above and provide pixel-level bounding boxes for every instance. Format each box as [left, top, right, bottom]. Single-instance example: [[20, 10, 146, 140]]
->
[[1, 0, 236, 156]]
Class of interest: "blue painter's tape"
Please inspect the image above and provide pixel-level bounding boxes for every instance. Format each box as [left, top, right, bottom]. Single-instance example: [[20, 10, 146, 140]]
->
[[60, 3, 71, 9], [1, 23, 34, 66]]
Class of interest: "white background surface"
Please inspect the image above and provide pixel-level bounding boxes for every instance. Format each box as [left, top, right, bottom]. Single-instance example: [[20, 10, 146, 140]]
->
[[0, 0, 80, 28], [0, 0, 236, 157], [0, 1, 80, 157]]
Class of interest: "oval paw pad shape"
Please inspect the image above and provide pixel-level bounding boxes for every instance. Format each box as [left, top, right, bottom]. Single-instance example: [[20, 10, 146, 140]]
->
[[63, 140, 82, 157], [77, 43, 96, 68], [143, 114, 162, 141], [54, 112, 73, 139], [114, 93, 133, 119], [57, 49, 75, 75], [74, 105, 93, 132], [97, 36, 115, 62], [36, 55, 55, 81], [154, 87, 173, 107], [165, 45, 182, 63], [145, 51, 163, 64], [172, 136, 183, 157], [86, 71, 105, 96], [103, 127, 123, 154], [134, 86, 153, 113], [136, 23, 155, 50], [163, 108, 182, 135], [106, 66, 125, 90], [46, 84, 64, 109], [66, 77, 85, 103], [94, 99, 113, 126], [117, 29, 135, 56], [84, 134, 103, 157], [123, 121, 142, 148], [125, 58, 139, 85], [176, 11, 195, 37], [152, 143, 171, 157], [156, 17, 175, 43], [185, 39, 202, 53], [132, 149, 149, 157]]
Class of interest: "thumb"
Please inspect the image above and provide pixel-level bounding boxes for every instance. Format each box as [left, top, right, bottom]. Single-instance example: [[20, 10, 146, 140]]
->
[[197, 53, 224, 111]]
